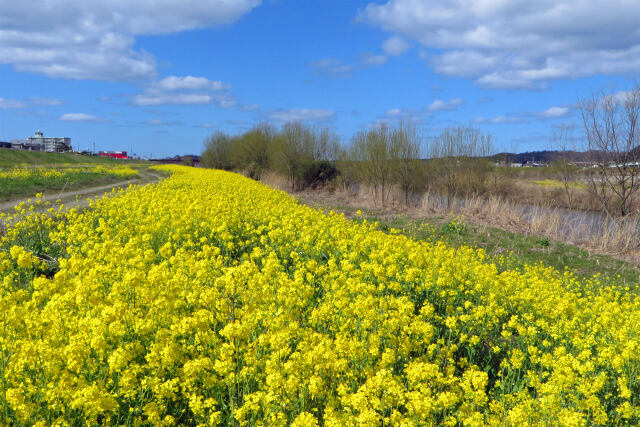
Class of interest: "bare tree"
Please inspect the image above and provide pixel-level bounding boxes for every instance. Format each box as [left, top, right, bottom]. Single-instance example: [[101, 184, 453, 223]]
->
[[580, 86, 640, 216], [201, 131, 233, 170], [430, 126, 493, 208], [278, 122, 307, 190], [230, 123, 276, 179], [351, 125, 394, 206], [277, 122, 333, 191], [550, 123, 577, 209], [390, 122, 425, 206], [315, 127, 340, 161]]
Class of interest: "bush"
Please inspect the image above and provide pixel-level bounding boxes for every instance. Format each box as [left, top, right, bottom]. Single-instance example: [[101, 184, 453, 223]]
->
[[302, 160, 339, 188]]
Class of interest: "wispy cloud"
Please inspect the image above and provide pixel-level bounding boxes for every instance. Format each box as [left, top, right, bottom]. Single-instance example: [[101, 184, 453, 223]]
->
[[360, 53, 388, 66], [382, 36, 410, 56], [59, 113, 105, 122], [309, 52, 389, 77], [474, 115, 529, 124], [382, 108, 423, 121], [308, 58, 355, 76], [144, 119, 183, 126], [133, 93, 216, 106], [194, 123, 213, 129], [267, 108, 335, 123], [428, 98, 463, 111], [0, 98, 25, 109], [29, 97, 64, 106]]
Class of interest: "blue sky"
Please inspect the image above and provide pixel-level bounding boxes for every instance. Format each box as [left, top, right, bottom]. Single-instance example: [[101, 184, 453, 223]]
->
[[0, 0, 637, 157]]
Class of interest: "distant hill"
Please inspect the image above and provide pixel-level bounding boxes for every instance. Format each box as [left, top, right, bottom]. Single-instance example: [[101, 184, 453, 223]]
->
[[489, 150, 617, 164]]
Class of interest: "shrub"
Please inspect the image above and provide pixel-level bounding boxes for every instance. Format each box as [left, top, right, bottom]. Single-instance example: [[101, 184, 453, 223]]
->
[[302, 160, 339, 188]]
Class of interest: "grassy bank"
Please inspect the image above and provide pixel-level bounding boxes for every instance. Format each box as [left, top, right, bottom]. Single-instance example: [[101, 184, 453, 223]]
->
[[0, 148, 147, 167]]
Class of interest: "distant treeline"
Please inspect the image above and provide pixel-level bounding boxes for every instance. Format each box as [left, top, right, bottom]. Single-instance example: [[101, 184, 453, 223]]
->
[[202, 85, 640, 217], [489, 150, 619, 164], [201, 121, 494, 207]]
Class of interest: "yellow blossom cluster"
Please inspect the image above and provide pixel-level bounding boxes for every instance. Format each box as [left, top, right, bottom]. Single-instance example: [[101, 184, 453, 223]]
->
[[0, 165, 638, 425], [0, 165, 138, 182]]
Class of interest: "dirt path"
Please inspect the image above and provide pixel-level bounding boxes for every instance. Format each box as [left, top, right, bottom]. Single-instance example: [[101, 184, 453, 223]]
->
[[0, 169, 164, 213]]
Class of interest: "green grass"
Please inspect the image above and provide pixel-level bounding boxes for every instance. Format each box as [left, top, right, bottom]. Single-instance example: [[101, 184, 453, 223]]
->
[[0, 149, 148, 168], [0, 166, 141, 201], [302, 199, 640, 290]]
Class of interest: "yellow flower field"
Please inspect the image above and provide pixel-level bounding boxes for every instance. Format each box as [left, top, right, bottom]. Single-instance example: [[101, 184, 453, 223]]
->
[[0, 165, 639, 426], [0, 165, 138, 181]]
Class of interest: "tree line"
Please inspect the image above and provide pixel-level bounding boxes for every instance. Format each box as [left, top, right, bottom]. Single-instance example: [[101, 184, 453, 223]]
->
[[202, 85, 640, 217], [201, 121, 495, 207], [201, 122, 341, 191]]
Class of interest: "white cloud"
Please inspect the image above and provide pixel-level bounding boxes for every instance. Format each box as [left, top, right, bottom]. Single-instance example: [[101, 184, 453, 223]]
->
[[59, 113, 103, 122], [361, 0, 640, 88], [607, 90, 634, 104], [377, 107, 424, 124], [268, 109, 335, 123], [0, 96, 64, 110], [132, 75, 236, 107], [0, 98, 25, 109], [474, 115, 529, 124], [309, 58, 355, 76], [360, 53, 388, 66], [385, 107, 418, 118], [240, 104, 260, 112], [428, 98, 463, 111], [144, 119, 182, 126], [154, 76, 230, 91], [382, 36, 410, 56], [537, 106, 570, 118], [133, 92, 216, 106], [30, 97, 64, 106], [0, 1, 261, 80], [310, 53, 388, 77], [212, 93, 239, 109]]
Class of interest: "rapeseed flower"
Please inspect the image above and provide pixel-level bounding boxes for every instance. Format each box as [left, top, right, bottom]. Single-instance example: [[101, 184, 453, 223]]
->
[[0, 165, 637, 425]]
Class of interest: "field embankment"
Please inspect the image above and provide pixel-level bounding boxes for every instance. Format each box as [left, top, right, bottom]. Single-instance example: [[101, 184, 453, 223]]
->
[[0, 167, 164, 215], [0, 148, 146, 167], [0, 165, 143, 201], [1, 165, 639, 425], [0, 149, 154, 201]]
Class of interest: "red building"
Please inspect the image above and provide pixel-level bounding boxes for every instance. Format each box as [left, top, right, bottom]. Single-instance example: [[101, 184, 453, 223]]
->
[[98, 151, 128, 159]]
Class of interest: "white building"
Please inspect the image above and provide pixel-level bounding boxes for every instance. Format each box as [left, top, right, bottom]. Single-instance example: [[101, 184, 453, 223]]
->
[[27, 130, 71, 152]]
